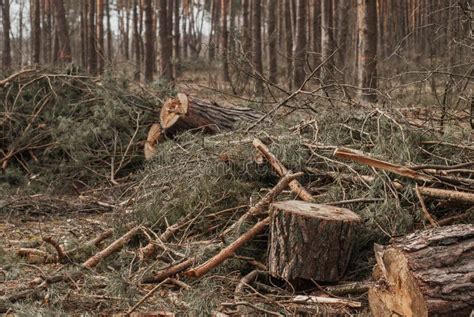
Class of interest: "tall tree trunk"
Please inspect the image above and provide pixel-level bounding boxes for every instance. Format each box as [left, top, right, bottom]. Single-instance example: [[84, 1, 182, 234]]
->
[[124, 0, 130, 60], [32, 0, 41, 64], [252, 0, 263, 96], [96, 0, 105, 71], [81, 1, 88, 68], [284, 0, 293, 89], [321, 0, 335, 84], [242, 0, 251, 58], [335, 0, 348, 79], [52, 0, 72, 63], [293, 0, 307, 87], [267, 0, 277, 83], [143, 0, 153, 82], [182, 1, 188, 58], [159, 0, 173, 81], [106, 0, 112, 63], [357, 0, 377, 102], [311, 0, 321, 69], [221, 0, 230, 82], [174, 0, 180, 62], [88, 0, 98, 74], [42, 0, 52, 65], [132, 0, 140, 81], [1, 0, 12, 69]]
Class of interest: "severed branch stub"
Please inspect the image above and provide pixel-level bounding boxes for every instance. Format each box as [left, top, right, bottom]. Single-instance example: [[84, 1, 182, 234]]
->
[[185, 217, 270, 278], [253, 138, 314, 201]]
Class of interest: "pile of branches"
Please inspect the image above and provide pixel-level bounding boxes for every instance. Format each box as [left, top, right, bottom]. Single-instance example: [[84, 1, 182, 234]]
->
[[3, 100, 473, 314], [0, 68, 161, 192]]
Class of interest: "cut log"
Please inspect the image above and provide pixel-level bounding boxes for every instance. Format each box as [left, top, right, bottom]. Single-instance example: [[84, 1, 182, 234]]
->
[[369, 224, 474, 317], [160, 93, 263, 136], [267, 200, 361, 282]]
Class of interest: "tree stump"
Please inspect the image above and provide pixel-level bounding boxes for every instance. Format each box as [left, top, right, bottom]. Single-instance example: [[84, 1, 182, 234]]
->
[[369, 224, 474, 317], [267, 200, 361, 282], [160, 93, 263, 136]]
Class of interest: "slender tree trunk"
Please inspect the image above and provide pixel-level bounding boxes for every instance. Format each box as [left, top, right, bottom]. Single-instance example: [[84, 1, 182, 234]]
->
[[81, 1, 88, 68], [52, 0, 72, 63], [32, 0, 41, 64], [88, 0, 98, 74], [106, 0, 112, 63], [132, 0, 140, 81], [293, 0, 307, 87], [174, 0, 180, 62], [124, 0, 130, 60], [252, 0, 263, 96], [321, 0, 335, 84], [42, 0, 52, 65], [159, 0, 173, 81], [312, 0, 321, 68], [357, 0, 377, 102], [182, 1, 188, 58], [96, 0, 105, 71], [242, 0, 251, 58], [143, 0, 153, 82], [18, 0, 24, 66], [267, 0, 277, 83], [221, 0, 230, 82], [284, 0, 293, 89], [335, 0, 348, 78], [1, 0, 11, 69]]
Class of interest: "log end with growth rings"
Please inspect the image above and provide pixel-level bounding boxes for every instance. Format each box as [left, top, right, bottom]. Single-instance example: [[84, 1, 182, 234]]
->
[[160, 93, 189, 130]]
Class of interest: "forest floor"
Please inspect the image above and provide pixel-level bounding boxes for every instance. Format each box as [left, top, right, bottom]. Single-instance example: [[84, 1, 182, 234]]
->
[[0, 66, 473, 316]]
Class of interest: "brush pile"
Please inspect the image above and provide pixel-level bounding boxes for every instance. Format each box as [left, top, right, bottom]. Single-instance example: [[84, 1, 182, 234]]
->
[[1, 70, 473, 315]]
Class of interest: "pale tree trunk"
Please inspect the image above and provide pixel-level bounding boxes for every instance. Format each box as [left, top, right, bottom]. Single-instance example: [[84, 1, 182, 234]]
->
[[1, 0, 12, 69], [221, 0, 230, 82], [88, 0, 97, 74], [293, 0, 307, 87], [284, 0, 293, 89], [106, 0, 112, 63], [144, 0, 153, 82], [357, 0, 377, 102], [132, 0, 140, 81], [159, 0, 173, 81], [96, 0, 105, 71], [321, 0, 335, 84], [32, 0, 41, 64], [267, 0, 277, 83], [252, 0, 264, 96], [53, 0, 72, 63]]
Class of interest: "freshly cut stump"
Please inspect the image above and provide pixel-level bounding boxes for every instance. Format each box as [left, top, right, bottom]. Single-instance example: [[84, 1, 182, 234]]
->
[[369, 224, 474, 317], [160, 93, 263, 136], [268, 200, 361, 282]]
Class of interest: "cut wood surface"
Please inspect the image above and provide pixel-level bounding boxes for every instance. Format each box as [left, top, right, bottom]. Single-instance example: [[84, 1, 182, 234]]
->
[[334, 147, 433, 182], [268, 200, 361, 282], [144, 123, 162, 160], [369, 224, 474, 317], [160, 93, 263, 136], [253, 138, 314, 201]]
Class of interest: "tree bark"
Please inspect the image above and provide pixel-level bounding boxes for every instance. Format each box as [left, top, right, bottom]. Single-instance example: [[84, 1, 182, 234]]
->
[[284, 0, 293, 89], [32, 0, 41, 64], [357, 0, 378, 102], [96, 0, 105, 71], [159, 0, 173, 81], [159, 93, 263, 136], [267, 0, 277, 83], [52, 0, 72, 63], [252, 0, 264, 96], [143, 0, 153, 82], [369, 224, 474, 317], [268, 200, 361, 282], [1, 0, 11, 69], [132, 0, 140, 81], [221, 0, 230, 82], [241, 0, 251, 58], [88, 0, 98, 74], [106, 0, 113, 62], [293, 0, 307, 87], [174, 0, 180, 62], [321, 0, 335, 84]]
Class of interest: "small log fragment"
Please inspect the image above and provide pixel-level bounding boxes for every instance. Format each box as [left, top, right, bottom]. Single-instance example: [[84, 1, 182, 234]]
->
[[144, 123, 163, 160], [142, 257, 196, 283], [253, 138, 314, 201], [160, 93, 263, 136], [268, 201, 361, 282], [369, 224, 474, 317]]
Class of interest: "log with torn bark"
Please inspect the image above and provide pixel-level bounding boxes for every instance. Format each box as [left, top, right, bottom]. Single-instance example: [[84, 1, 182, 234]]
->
[[145, 93, 264, 158], [369, 224, 474, 317]]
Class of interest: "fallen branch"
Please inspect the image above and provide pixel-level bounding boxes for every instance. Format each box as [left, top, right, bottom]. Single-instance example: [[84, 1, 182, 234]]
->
[[142, 257, 196, 283], [417, 187, 474, 203], [127, 278, 171, 314], [286, 295, 362, 308], [43, 236, 68, 263], [414, 186, 439, 227], [234, 270, 259, 299], [82, 226, 141, 269], [186, 217, 270, 278], [334, 147, 433, 182], [253, 138, 314, 201]]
